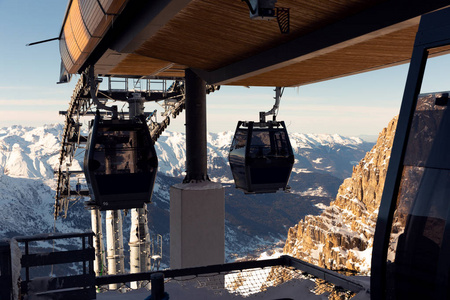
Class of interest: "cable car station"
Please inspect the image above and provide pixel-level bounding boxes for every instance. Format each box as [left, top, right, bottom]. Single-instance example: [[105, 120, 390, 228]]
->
[[4, 0, 450, 299]]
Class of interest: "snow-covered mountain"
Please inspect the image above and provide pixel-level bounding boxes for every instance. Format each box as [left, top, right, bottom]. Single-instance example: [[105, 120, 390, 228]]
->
[[156, 130, 372, 180], [0, 124, 374, 264], [283, 117, 397, 274]]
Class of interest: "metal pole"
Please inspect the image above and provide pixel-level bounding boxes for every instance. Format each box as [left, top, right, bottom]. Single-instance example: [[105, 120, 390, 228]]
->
[[129, 205, 151, 288], [91, 208, 106, 276], [128, 96, 151, 289], [183, 69, 208, 183], [106, 210, 125, 290], [151, 273, 165, 300], [370, 27, 429, 300], [0, 240, 12, 300]]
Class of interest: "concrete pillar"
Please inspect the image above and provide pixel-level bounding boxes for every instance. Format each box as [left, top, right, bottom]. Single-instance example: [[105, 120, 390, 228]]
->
[[170, 69, 225, 269], [170, 182, 225, 268]]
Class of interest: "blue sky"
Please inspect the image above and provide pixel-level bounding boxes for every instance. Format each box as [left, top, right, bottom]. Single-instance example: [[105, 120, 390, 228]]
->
[[1, 1, 450, 137]]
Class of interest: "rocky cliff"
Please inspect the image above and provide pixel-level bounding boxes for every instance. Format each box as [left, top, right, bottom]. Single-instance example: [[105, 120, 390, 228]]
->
[[283, 117, 398, 274]]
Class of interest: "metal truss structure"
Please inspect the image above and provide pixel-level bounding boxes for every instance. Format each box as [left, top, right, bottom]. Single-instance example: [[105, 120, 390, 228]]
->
[[53, 71, 217, 219]]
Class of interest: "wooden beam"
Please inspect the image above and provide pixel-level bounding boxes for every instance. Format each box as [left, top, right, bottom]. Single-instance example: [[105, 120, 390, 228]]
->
[[194, 0, 450, 85]]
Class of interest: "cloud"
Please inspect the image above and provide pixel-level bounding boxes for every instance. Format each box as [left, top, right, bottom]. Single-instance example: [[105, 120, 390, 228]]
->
[[0, 86, 28, 90], [0, 110, 64, 126], [0, 99, 66, 107]]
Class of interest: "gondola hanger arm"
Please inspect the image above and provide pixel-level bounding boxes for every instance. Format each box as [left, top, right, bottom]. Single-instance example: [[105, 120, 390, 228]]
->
[[260, 87, 284, 122], [87, 67, 118, 119]]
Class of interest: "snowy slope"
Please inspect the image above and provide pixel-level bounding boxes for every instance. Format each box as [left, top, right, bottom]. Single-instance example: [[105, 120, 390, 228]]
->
[[0, 124, 373, 263], [157, 130, 372, 181]]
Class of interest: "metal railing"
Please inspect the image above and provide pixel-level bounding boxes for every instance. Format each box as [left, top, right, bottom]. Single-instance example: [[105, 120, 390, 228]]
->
[[15, 232, 96, 300], [95, 255, 366, 296]]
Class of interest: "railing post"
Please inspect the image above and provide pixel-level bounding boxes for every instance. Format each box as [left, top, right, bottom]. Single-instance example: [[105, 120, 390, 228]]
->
[[0, 239, 12, 300], [25, 241, 29, 283], [150, 273, 165, 300], [82, 236, 87, 275]]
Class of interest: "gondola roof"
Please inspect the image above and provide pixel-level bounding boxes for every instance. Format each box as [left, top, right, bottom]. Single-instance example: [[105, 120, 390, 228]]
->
[[59, 0, 450, 87]]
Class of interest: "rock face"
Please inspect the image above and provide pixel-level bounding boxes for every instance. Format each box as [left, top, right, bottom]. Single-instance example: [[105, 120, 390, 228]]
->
[[283, 117, 398, 274]]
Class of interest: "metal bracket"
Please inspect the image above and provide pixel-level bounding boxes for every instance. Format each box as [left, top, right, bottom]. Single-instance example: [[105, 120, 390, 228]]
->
[[276, 7, 290, 34], [87, 67, 118, 119], [242, 0, 289, 34]]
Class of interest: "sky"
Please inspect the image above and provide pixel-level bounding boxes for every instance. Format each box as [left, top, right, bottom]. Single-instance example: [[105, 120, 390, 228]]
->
[[1, 1, 450, 138]]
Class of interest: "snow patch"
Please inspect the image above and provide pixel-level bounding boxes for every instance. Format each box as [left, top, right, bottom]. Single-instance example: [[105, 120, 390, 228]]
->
[[312, 158, 323, 164], [314, 203, 328, 210]]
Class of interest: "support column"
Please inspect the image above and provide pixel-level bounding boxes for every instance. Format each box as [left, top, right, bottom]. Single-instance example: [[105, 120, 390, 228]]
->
[[128, 96, 151, 288], [129, 206, 151, 289], [91, 209, 106, 277], [170, 69, 225, 269], [106, 210, 124, 290], [183, 69, 208, 183]]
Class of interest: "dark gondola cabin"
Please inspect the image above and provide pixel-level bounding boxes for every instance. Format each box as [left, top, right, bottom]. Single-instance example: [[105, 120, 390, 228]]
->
[[229, 120, 294, 193], [84, 115, 158, 210]]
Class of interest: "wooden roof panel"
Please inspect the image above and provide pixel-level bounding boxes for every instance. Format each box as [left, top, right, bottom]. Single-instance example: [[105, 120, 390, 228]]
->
[[60, 0, 450, 85], [109, 53, 186, 77], [230, 24, 419, 86], [135, 0, 387, 71]]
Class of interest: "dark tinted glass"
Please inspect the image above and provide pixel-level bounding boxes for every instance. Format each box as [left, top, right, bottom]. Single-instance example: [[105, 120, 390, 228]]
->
[[92, 127, 155, 175], [273, 130, 290, 156], [387, 93, 450, 299], [230, 129, 247, 150], [404, 94, 450, 169], [249, 130, 271, 157]]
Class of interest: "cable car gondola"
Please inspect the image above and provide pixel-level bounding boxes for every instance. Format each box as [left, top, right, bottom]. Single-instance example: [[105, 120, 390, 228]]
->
[[229, 120, 294, 193], [228, 87, 294, 194], [84, 114, 158, 210]]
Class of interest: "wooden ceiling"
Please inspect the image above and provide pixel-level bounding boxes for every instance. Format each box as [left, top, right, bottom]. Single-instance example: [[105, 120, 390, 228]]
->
[[135, 0, 385, 71], [61, 0, 450, 87]]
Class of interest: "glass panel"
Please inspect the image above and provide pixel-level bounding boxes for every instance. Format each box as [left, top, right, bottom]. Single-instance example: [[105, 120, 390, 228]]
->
[[249, 130, 271, 158], [229, 130, 247, 189], [273, 130, 290, 157], [93, 127, 154, 175], [230, 129, 247, 151], [387, 167, 450, 299], [404, 93, 449, 168], [387, 92, 450, 299]]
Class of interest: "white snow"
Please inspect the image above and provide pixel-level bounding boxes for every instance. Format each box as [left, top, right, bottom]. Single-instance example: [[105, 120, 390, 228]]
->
[[0, 124, 374, 299], [154, 130, 371, 178], [347, 246, 373, 274], [314, 203, 328, 210], [298, 186, 329, 197], [292, 168, 313, 174], [289, 133, 363, 149], [312, 158, 323, 164]]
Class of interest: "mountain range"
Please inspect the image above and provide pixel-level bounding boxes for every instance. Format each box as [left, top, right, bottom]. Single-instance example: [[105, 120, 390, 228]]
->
[[0, 124, 374, 266], [283, 116, 397, 274]]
